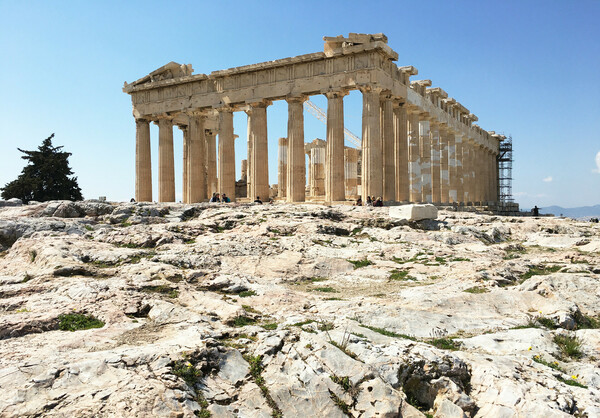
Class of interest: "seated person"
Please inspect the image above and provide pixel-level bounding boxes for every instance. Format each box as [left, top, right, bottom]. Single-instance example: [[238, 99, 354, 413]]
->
[[374, 197, 383, 207], [355, 197, 363, 206], [254, 196, 263, 204], [221, 193, 231, 203]]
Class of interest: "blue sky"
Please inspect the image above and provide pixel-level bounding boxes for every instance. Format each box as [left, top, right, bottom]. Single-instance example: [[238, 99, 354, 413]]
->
[[1, 0, 598, 209]]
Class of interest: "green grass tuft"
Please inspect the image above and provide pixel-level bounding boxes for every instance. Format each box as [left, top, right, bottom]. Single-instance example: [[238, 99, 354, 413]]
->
[[314, 286, 338, 293], [463, 286, 488, 294], [553, 334, 583, 359], [58, 313, 104, 331], [359, 324, 416, 340], [239, 290, 257, 298], [347, 258, 373, 269]]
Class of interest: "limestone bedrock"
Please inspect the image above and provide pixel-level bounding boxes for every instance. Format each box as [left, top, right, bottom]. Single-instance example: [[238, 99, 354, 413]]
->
[[0, 200, 599, 417]]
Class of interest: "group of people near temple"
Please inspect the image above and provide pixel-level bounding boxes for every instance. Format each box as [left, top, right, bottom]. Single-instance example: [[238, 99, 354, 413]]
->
[[209, 193, 231, 203], [354, 196, 383, 207]]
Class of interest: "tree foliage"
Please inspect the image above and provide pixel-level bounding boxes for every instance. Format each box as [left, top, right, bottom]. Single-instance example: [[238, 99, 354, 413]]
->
[[1, 134, 83, 202]]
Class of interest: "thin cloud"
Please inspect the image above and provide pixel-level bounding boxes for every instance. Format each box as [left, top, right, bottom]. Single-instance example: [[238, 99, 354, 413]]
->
[[542, 176, 553, 182], [593, 151, 600, 173]]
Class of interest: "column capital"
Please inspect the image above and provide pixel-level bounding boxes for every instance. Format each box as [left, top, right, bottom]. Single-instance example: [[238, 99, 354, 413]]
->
[[247, 99, 272, 108], [285, 94, 308, 103], [358, 85, 384, 94], [135, 117, 149, 125], [323, 89, 349, 99], [214, 105, 235, 114], [185, 109, 209, 118]]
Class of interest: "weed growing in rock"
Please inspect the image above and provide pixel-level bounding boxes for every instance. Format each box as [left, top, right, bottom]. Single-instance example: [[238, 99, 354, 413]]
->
[[388, 269, 413, 281], [574, 312, 600, 329], [329, 390, 351, 416], [22, 272, 33, 283], [536, 316, 558, 329], [229, 315, 258, 327], [556, 375, 587, 389], [244, 355, 282, 417], [241, 305, 261, 314], [330, 375, 352, 392], [141, 285, 178, 299], [428, 338, 460, 351], [194, 394, 211, 417], [449, 256, 471, 262], [172, 359, 202, 386], [29, 250, 37, 262], [324, 297, 343, 301], [58, 313, 104, 331], [463, 286, 489, 294], [347, 258, 373, 269], [318, 321, 335, 332], [519, 265, 562, 283], [532, 355, 564, 372], [314, 286, 338, 293], [308, 277, 327, 283], [291, 319, 315, 327], [358, 324, 417, 341], [261, 323, 278, 330], [553, 334, 583, 359], [239, 290, 257, 298]]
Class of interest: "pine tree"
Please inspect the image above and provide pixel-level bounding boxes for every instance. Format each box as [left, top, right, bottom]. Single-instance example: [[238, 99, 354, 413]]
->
[[1, 134, 83, 203]]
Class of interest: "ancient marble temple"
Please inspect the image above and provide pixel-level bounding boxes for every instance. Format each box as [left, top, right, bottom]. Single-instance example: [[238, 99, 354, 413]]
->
[[123, 33, 505, 205]]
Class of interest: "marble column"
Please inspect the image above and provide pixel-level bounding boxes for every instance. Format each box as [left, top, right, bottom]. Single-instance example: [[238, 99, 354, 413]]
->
[[381, 93, 395, 201], [407, 110, 421, 202], [218, 109, 235, 199], [455, 135, 464, 204], [344, 148, 359, 197], [430, 122, 441, 204], [394, 102, 409, 202], [474, 144, 483, 204], [286, 97, 306, 202], [187, 113, 207, 203], [325, 91, 347, 202], [180, 125, 189, 203], [310, 147, 325, 196], [135, 118, 152, 202], [461, 139, 471, 203], [277, 137, 288, 198], [440, 128, 450, 204], [205, 130, 217, 197], [249, 102, 270, 201], [158, 118, 175, 202], [361, 88, 383, 201], [420, 118, 432, 203], [246, 111, 252, 199]]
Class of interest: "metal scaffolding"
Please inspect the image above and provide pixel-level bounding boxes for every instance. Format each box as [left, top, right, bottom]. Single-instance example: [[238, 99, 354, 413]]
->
[[498, 135, 513, 203]]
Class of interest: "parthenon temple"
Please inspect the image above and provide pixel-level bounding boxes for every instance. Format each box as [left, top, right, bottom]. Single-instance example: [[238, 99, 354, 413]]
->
[[123, 33, 508, 206]]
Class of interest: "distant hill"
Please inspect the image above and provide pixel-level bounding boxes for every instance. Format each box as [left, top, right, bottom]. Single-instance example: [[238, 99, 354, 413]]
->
[[538, 205, 600, 219]]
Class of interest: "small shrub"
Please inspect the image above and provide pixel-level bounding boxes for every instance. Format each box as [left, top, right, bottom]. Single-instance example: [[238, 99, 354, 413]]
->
[[29, 250, 37, 262], [229, 315, 258, 327], [347, 258, 373, 269], [519, 265, 562, 283], [536, 316, 558, 329], [291, 319, 315, 327], [239, 290, 257, 298], [532, 355, 564, 372], [141, 285, 178, 299], [261, 323, 278, 330], [58, 313, 104, 331], [389, 269, 412, 281], [554, 334, 583, 359], [84, 225, 94, 231], [574, 312, 600, 329], [359, 324, 416, 340], [318, 321, 335, 332], [172, 359, 202, 386], [463, 286, 488, 294], [308, 277, 327, 283], [329, 391, 351, 415], [314, 286, 338, 293], [330, 375, 351, 392], [22, 272, 33, 283], [556, 375, 587, 389], [428, 338, 460, 351]]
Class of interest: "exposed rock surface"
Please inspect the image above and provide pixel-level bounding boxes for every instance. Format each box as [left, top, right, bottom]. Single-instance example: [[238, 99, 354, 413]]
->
[[0, 200, 599, 417]]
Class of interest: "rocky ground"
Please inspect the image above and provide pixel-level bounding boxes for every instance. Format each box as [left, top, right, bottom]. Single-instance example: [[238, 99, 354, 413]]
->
[[0, 200, 599, 417]]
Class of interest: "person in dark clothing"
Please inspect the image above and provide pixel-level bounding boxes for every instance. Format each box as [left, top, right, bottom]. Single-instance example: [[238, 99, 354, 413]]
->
[[355, 197, 362, 206], [374, 197, 383, 207], [209, 193, 220, 203], [366, 196, 373, 206], [221, 194, 231, 203], [532, 206, 539, 216], [254, 196, 262, 204]]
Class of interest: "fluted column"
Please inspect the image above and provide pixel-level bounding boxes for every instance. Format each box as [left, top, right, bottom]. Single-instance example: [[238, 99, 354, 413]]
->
[[462, 139, 471, 203], [492, 151, 499, 203], [311, 147, 325, 196], [278, 137, 288, 198], [246, 111, 252, 199], [381, 93, 395, 202], [158, 117, 175, 202], [286, 97, 306, 202], [430, 121, 441, 204], [205, 130, 217, 197], [394, 102, 409, 202], [187, 113, 206, 203], [218, 108, 235, 199], [325, 91, 347, 202], [440, 127, 450, 204], [407, 109, 421, 202], [180, 125, 189, 203], [135, 118, 152, 202], [249, 101, 270, 201], [474, 144, 483, 204], [344, 148, 359, 197], [454, 135, 464, 204], [361, 88, 383, 201], [420, 118, 432, 203]]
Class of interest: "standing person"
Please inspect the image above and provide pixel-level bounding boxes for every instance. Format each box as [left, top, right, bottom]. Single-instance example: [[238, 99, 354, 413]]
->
[[532, 205, 539, 216]]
